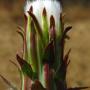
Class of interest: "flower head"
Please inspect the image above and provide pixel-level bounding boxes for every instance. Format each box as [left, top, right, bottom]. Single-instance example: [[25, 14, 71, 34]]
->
[[24, 0, 62, 29], [17, 0, 71, 90]]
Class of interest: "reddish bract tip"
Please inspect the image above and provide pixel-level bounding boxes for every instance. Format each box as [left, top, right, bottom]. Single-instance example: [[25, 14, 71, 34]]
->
[[42, 7, 47, 16], [29, 5, 33, 13], [50, 15, 55, 28]]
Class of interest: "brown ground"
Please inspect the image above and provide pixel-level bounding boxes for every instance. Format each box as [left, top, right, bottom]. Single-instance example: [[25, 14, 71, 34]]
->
[[0, 2, 90, 90]]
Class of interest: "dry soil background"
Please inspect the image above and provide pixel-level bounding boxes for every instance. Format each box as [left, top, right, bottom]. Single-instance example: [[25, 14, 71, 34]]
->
[[0, 1, 90, 90]]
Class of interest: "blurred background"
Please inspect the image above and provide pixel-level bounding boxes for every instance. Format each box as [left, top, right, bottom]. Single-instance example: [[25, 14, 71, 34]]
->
[[0, 0, 90, 90]]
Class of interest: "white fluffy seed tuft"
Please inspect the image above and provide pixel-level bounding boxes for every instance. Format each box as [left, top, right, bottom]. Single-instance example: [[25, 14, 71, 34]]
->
[[24, 0, 62, 29]]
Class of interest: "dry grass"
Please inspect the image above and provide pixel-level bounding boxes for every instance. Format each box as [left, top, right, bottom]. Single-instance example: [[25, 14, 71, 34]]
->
[[0, 2, 90, 90]]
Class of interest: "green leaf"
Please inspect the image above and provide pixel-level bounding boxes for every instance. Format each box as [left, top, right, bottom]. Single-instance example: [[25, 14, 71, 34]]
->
[[16, 54, 37, 80], [23, 14, 31, 66], [28, 11, 44, 41], [29, 20, 38, 73], [53, 15, 64, 71], [26, 15, 31, 64], [25, 13, 38, 72], [42, 8, 49, 45], [43, 40, 55, 68], [36, 36, 44, 81]]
